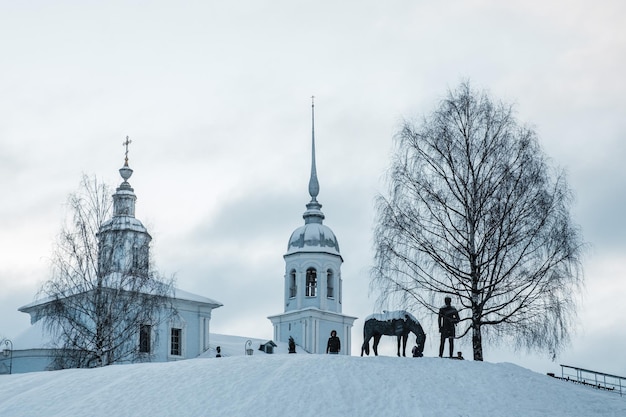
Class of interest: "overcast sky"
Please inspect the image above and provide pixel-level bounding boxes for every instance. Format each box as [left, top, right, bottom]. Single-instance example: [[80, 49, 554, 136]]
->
[[1, 0, 625, 375]]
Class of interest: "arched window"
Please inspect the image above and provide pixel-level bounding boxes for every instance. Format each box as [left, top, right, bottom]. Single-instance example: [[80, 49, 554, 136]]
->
[[139, 324, 151, 353], [132, 245, 140, 270], [289, 269, 297, 298], [327, 269, 334, 298], [306, 268, 317, 297], [99, 243, 113, 275], [140, 245, 149, 271], [132, 243, 149, 274]]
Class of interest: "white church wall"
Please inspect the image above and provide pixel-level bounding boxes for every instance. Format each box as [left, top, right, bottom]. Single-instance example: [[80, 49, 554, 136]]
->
[[270, 309, 355, 355], [159, 300, 215, 361], [0, 349, 56, 374], [275, 320, 303, 349]]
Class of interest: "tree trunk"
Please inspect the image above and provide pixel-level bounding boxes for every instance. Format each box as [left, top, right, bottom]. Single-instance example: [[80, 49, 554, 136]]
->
[[472, 318, 483, 361], [471, 287, 484, 361]]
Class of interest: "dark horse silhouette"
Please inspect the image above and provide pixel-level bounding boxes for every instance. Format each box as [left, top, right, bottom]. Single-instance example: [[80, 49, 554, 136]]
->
[[361, 311, 426, 357]]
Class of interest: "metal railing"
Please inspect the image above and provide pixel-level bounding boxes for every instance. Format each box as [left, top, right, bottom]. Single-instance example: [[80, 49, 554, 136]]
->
[[557, 364, 625, 396]]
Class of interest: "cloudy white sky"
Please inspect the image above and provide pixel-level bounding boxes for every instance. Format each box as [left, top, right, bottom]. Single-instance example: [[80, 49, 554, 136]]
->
[[1, 1, 625, 375]]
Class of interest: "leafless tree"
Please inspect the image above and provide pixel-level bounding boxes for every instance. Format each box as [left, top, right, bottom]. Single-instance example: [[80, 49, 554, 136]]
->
[[372, 82, 584, 361], [38, 175, 174, 368]]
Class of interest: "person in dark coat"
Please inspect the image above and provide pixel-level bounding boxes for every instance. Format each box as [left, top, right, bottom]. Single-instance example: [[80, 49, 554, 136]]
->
[[326, 330, 340, 354], [438, 296, 460, 358]]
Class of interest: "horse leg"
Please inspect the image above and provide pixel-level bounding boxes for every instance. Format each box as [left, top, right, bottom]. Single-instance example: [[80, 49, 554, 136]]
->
[[396, 336, 401, 357], [361, 336, 371, 356], [373, 334, 382, 356], [402, 334, 408, 357]]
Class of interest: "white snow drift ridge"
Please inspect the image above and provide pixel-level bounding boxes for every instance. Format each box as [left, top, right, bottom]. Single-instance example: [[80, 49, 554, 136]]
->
[[0, 355, 624, 417]]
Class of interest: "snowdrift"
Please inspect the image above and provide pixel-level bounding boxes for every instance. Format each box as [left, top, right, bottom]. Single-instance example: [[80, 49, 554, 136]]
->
[[0, 354, 624, 417]]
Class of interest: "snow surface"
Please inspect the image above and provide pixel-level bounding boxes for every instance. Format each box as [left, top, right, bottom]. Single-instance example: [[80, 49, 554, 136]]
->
[[0, 334, 624, 417], [365, 310, 419, 323]]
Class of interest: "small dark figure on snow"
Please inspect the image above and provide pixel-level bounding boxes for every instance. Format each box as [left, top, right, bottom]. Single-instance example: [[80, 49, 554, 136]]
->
[[326, 330, 340, 354], [438, 296, 460, 358], [454, 351, 464, 360], [216, 346, 221, 358], [412, 336, 424, 357], [288, 336, 296, 354]]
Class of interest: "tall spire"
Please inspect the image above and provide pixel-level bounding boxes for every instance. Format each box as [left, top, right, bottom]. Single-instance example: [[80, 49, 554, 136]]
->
[[303, 97, 324, 224], [309, 96, 320, 200]]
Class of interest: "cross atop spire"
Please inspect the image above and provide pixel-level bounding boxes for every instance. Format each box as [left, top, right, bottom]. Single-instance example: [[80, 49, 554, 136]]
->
[[122, 136, 132, 166]]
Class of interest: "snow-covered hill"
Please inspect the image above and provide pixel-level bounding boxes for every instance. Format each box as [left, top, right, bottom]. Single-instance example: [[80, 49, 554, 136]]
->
[[1, 338, 624, 417]]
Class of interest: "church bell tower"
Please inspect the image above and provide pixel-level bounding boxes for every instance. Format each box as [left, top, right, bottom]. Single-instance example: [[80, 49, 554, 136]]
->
[[97, 137, 152, 281], [268, 99, 357, 354]]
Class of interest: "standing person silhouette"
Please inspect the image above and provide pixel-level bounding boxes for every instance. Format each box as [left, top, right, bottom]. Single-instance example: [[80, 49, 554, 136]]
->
[[438, 296, 460, 358], [326, 330, 340, 354]]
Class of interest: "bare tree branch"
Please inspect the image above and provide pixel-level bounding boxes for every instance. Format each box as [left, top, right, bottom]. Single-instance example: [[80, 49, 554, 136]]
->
[[38, 174, 174, 368], [371, 82, 585, 361]]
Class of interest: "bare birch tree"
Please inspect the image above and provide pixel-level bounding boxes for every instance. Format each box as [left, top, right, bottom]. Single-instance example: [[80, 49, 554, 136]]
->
[[38, 175, 174, 368], [372, 82, 584, 361]]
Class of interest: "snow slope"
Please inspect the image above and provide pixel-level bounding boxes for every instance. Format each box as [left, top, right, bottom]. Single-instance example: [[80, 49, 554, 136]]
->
[[1, 348, 624, 417]]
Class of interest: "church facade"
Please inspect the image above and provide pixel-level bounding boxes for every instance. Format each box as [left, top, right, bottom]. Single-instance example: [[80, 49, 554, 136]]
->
[[3, 149, 221, 374], [268, 101, 357, 354]]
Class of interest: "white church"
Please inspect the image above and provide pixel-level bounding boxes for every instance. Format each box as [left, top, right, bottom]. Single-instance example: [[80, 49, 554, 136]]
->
[[3, 151, 222, 374], [1, 103, 356, 374]]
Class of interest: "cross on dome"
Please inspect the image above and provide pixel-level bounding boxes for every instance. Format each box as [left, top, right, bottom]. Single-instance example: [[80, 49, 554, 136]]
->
[[119, 136, 134, 183], [123, 136, 132, 167]]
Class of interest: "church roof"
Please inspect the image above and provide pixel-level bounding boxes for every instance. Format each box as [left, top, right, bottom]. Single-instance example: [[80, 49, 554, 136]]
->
[[172, 288, 222, 307], [19, 287, 222, 313], [286, 223, 340, 256], [99, 216, 149, 234], [268, 306, 357, 321]]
